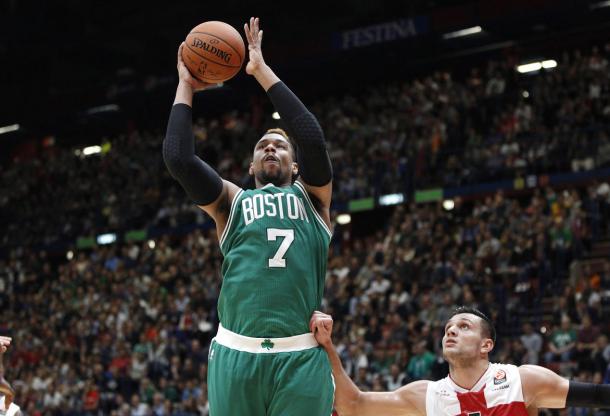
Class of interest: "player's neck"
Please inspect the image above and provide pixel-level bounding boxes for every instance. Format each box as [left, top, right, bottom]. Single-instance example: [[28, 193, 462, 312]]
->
[[448, 360, 490, 390], [255, 179, 292, 188]]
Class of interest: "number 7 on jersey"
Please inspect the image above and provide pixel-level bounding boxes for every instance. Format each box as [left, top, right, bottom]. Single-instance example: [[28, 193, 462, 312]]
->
[[267, 228, 294, 268]]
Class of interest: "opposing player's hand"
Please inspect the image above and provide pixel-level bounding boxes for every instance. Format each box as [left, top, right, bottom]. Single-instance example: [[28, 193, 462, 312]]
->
[[0, 336, 11, 354], [176, 43, 216, 92], [310, 311, 333, 349], [244, 17, 266, 75]]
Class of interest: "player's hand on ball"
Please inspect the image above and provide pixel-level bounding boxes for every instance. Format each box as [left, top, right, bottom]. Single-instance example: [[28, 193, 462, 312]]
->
[[310, 311, 333, 349], [177, 43, 217, 92], [244, 17, 266, 75]]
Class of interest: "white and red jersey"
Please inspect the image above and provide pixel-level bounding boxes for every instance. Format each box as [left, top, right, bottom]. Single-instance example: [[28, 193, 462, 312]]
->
[[0, 395, 20, 416], [425, 363, 528, 416]]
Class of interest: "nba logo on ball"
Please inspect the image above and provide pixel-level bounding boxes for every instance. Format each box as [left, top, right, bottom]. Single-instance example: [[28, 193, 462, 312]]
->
[[494, 370, 507, 385], [181, 21, 245, 83], [197, 61, 208, 77]]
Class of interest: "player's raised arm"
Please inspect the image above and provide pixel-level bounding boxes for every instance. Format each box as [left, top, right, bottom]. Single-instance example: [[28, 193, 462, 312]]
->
[[310, 312, 427, 416], [162, 43, 241, 233], [520, 364, 610, 410], [243, 17, 333, 216]]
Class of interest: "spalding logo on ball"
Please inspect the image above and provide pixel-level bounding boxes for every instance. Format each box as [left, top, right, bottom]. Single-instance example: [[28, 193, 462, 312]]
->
[[182, 21, 245, 83]]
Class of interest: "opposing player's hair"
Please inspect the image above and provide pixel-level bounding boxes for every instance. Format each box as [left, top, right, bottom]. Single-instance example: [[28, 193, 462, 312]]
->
[[449, 306, 496, 343]]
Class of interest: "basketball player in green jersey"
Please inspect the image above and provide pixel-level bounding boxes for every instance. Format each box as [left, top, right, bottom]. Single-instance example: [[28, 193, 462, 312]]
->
[[163, 17, 334, 416]]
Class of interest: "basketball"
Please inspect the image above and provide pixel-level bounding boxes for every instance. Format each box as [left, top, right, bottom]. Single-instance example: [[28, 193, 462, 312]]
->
[[182, 21, 245, 83]]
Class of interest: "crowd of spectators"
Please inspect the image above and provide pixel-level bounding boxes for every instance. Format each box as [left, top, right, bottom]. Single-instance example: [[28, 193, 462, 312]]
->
[[2, 44, 610, 250], [2, 40, 610, 415], [0, 182, 609, 415]]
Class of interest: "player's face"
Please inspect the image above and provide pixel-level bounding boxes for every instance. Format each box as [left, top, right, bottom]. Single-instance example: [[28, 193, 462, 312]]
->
[[250, 135, 297, 186], [442, 313, 492, 364]]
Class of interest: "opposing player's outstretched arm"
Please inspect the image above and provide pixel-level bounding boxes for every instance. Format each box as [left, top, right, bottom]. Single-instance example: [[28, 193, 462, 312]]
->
[[244, 17, 333, 224], [0, 337, 15, 408], [311, 312, 427, 416], [520, 364, 610, 409], [163, 43, 241, 236]]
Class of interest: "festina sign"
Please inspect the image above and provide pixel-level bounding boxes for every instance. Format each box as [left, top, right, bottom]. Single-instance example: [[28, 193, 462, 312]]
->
[[335, 16, 429, 50]]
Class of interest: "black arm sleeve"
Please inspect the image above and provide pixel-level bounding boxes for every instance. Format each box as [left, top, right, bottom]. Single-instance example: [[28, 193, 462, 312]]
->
[[162, 103, 223, 205], [266, 82, 332, 186], [566, 381, 610, 408]]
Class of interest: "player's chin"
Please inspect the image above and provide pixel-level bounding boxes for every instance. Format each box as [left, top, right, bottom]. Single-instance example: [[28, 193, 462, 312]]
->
[[442, 347, 459, 360]]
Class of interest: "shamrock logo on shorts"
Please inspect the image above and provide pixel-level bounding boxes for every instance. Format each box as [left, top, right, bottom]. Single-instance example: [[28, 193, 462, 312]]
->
[[261, 339, 274, 350]]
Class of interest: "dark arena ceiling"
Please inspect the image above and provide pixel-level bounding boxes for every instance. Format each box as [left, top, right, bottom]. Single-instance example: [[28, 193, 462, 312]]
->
[[1, 0, 609, 150]]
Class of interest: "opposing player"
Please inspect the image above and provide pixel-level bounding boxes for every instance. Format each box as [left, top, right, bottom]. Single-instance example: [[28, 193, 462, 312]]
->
[[0, 337, 20, 416], [163, 17, 334, 416], [311, 306, 610, 415]]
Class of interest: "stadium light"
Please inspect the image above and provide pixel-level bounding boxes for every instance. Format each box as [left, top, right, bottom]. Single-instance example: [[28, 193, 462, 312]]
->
[[522, 91, 530, 98], [541, 59, 557, 69], [82, 145, 102, 156], [336, 214, 351, 225], [443, 199, 455, 211], [97, 233, 117, 245], [66, 250, 74, 260], [442, 26, 482, 40], [86, 104, 119, 115], [517, 62, 542, 73], [517, 59, 558, 74], [590, 0, 610, 9], [0, 124, 20, 135], [272, 112, 280, 120], [148, 240, 156, 249], [378, 193, 404, 206]]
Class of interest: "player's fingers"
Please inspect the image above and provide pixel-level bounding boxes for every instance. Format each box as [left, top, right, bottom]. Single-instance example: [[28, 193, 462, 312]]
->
[[244, 23, 252, 44], [177, 43, 186, 65], [313, 311, 330, 320], [254, 17, 259, 33], [316, 320, 329, 335], [310, 315, 323, 331], [319, 317, 331, 325], [323, 319, 333, 331], [259, 30, 263, 45]]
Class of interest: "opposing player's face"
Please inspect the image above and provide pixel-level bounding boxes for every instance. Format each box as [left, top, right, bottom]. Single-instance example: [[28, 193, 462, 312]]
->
[[249, 136, 297, 186], [442, 313, 493, 363]]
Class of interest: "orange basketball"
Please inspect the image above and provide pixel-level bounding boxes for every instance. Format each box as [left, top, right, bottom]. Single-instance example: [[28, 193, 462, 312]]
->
[[182, 21, 245, 83]]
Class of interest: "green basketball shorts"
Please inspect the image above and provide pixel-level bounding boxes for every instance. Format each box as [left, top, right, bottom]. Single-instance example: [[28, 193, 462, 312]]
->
[[208, 324, 335, 416]]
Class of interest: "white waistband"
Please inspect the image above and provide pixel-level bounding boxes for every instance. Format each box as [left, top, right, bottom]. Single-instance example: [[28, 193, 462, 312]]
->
[[213, 323, 319, 353]]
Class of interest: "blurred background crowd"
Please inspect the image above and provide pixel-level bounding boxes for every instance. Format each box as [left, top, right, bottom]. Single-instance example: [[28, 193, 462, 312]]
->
[[2, 1, 610, 415], [1, 43, 609, 415], [2, 43, 610, 251]]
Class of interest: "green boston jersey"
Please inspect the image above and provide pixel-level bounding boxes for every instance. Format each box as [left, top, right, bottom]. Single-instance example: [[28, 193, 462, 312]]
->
[[218, 181, 332, 338]]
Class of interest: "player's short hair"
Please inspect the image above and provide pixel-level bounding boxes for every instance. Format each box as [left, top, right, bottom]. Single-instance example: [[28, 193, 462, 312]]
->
[[263, 128, 296, 159], [449, 306, 496, 343]]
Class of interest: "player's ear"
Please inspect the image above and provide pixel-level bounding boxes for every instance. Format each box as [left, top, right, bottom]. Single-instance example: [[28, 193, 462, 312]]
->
[[481, 338, 494, 354], [292, 162, 298, 176], [249, 161, 254, 176]]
